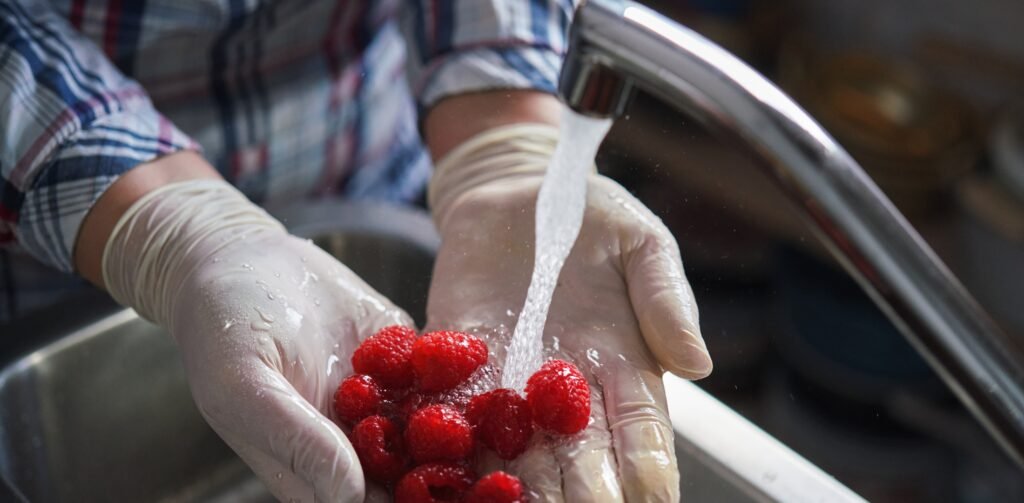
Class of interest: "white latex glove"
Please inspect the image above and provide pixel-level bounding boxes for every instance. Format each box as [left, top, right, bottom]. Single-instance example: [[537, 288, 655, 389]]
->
[[427, 124, 713, 502], [103, 180, 407, 503]]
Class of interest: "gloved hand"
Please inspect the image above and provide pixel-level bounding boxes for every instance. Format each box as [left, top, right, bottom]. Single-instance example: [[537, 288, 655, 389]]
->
[[102, 179, 407, 503], [427, 123, 713, 502]]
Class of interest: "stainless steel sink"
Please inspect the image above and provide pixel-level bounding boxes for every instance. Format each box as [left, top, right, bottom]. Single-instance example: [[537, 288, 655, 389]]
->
[[0, 202, 864, 502]]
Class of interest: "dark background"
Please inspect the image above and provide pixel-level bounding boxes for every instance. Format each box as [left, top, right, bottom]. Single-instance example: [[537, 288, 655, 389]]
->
[[603, 1, 1024, 501]]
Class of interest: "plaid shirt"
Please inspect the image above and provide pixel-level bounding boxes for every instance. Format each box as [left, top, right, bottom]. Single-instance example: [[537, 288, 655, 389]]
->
[[0, 0, 573, 322]]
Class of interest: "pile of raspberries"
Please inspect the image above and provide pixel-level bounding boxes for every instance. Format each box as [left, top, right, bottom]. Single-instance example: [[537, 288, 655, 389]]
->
[[333, 326, 591, 503]]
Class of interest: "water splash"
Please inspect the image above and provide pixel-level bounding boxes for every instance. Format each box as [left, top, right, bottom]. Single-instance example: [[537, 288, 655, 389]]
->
[[501, 108, 612, 391]]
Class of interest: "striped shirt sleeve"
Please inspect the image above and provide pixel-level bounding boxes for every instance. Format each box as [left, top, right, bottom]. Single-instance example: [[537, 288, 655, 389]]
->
[[0, 0, 196, 273], [400, 0, 577, 111]]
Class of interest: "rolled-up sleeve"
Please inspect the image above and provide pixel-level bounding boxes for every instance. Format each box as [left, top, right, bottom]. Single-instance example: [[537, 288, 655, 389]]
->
[[400, 0, 577, 110], [0, 0, 196, 273]]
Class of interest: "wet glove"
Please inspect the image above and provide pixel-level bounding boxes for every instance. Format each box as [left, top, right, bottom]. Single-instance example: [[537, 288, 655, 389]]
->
[[426, 122, 714, 502], [103, 179, 408, 503]]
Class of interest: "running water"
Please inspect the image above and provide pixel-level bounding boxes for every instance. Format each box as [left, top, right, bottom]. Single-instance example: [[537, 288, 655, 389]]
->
[[501, 108, 613, 392]]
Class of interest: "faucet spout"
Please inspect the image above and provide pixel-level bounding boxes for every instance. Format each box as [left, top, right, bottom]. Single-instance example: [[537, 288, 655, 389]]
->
[[560, 0, 1024, 469], [559, 46, 633, 118]]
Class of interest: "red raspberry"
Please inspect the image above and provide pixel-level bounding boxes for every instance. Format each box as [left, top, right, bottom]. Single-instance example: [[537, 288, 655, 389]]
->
[[380, 389, 453, 425], [394, 463, 476, 503], [411, 330, 488, 392], [525, 359, 591, 434], [384, 391, 418, 422], [466, 389, 534, 460], [350, 415, 408, 484], [334, 374, 382, 425], [388, 391, 430, 424], [405, 404, 474, 463], [466, 471, 526, 503], [352, 325, 417, 389]]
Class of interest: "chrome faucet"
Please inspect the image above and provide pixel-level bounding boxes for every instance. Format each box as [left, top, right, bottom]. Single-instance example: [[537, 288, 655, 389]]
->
[[559, 0, 1024, 468]]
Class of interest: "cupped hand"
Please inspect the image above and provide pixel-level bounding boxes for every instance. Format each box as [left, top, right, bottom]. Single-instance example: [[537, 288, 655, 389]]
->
[[102, 180, 410, 502], [173, 232, 414, 502], [426, 126, 712, 502]]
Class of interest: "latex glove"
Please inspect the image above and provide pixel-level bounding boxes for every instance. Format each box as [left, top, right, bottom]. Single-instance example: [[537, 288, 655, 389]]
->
[[103, 180, 408, 503], [427, 123, 713, 502]]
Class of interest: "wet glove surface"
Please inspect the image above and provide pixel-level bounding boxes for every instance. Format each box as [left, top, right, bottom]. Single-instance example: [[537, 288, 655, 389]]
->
[[426, 124, 713, 502], [103, 180, 410, 502]]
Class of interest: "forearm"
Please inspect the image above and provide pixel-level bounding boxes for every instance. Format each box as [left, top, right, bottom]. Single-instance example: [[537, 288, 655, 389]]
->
[[423, 91, 562, 161], [399, 0, 574, 160], [74, 152, 220, 288]]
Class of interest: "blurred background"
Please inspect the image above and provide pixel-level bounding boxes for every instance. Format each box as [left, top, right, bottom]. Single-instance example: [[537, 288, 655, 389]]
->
[[599, 0, 1024, 501]]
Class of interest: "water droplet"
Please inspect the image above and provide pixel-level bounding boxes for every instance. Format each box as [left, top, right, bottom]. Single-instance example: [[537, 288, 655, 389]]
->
[[275, 472, 284, 480], [266, 292, 275, 300], [254, 306, 276, 323], [313, 298, 321, 306], [251, 321, 272, 332], [222, 320, 234, 331], [274, 272, 281, 278], [506, 309, 515, 317], [326, 354, 339, 376]]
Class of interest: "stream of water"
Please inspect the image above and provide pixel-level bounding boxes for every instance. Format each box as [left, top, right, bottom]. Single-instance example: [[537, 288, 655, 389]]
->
[[501, 109, 613, 392]]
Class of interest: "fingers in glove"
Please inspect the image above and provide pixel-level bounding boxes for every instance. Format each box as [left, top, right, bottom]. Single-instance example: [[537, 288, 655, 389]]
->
[[324, 257, 417, 334], [602, 362, 679, 502], [201, 366, 363, 503], [625, 233, 712, 379], [552, 384, 625, 503], [508, 442, 565, 503]]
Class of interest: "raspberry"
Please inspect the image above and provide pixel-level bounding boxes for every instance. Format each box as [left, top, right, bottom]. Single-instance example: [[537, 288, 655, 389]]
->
[[388, 391, 431, 424], [411, 330, 488, 392], [525, 359, 591, 434], [465, 471, 526, 503], [405, 404, 474, 463], [334, 374, 382, 425], [394, 463, 476, 503], [466, 389, 533, 460], [352, 325, 417, 389], [381, 389, 453, 426], [350, 415, 408, 484]]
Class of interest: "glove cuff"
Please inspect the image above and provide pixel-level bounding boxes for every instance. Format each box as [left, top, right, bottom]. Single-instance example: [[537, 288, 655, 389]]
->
[[428, 123, 560, 229], [102, 179, 285, 331]]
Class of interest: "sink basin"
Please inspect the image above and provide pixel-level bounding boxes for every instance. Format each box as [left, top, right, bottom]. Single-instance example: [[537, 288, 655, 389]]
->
[[0, 202, 864, 502]]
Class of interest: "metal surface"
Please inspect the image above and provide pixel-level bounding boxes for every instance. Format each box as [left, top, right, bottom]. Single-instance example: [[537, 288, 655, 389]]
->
[[0, 202, 863, 502], [560, 0, 1024, 468], [667, 375, 865, 503]]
